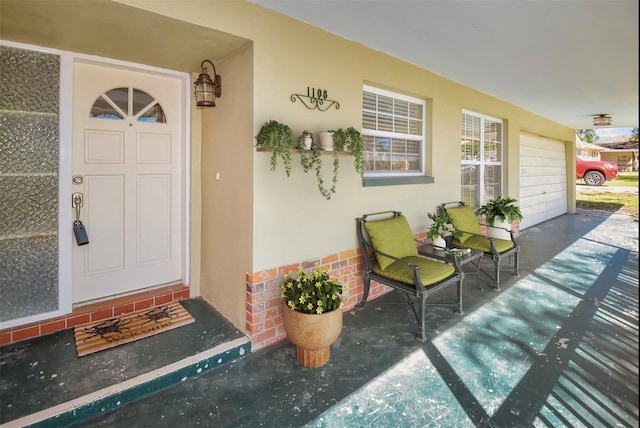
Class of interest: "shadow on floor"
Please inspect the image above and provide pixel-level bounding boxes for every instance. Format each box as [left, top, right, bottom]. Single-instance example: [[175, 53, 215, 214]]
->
[[1, 213, 638, 427]]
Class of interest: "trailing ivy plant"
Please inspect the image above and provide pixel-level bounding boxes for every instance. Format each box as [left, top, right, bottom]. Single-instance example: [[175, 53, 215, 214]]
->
[[332, 127, 364, 176], [299, 135, 339, 200], [255, 120, 294, 177]]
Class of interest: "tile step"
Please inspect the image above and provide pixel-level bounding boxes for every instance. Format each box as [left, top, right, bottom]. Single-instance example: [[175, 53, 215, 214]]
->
[[4, 337, 251, 428]]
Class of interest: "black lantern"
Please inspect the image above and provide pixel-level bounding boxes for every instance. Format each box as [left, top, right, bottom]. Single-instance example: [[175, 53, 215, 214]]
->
[[194, 60, 222, 107]]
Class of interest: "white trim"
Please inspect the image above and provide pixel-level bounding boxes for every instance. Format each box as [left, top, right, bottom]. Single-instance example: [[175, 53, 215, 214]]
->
[[0, 40, 191, 329], [59, 52, 73, 315], [362, 84, 427, 177]]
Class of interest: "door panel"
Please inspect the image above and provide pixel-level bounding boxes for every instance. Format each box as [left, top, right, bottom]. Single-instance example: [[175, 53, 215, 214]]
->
[[85, 175, 125, 274], [138, 174, 172, 265], [72, 61, 183, 303]]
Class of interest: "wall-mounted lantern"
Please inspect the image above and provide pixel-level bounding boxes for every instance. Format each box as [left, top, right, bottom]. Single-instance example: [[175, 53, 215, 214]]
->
[[193, 60, 222, 107]]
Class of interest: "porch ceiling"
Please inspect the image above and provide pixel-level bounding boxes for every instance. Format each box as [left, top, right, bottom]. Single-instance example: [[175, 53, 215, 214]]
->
[[0, 0, 250, 73], [252, 0, 639, 131]]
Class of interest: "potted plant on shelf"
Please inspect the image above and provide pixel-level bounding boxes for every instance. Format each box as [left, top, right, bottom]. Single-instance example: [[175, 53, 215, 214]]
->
[[317, 130, 335, 151], [476, 195, 523, 240], [299, 127, 364, 200], [427, 211, 463, 249], [255, 120, 294, 177], [298, 130, 313, 150], [332, 127, 364, 176], [281, 265, 347, 368]]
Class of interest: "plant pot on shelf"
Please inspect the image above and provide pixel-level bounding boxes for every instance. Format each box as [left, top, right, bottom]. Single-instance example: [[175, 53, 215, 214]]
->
[[283, 307, 343, 368], [318, 131, 335, 151]]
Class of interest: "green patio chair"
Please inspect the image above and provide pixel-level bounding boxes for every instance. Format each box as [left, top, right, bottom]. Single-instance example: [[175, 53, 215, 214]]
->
[[356, 211, 464, 342], [440, 201, 519, 290]]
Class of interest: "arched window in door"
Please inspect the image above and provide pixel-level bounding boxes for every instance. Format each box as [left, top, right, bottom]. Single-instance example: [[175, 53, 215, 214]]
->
[[90, 87, 166, 123]]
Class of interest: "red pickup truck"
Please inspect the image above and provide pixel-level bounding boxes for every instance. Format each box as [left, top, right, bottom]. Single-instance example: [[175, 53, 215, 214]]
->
[[576, 157, 619, 186]]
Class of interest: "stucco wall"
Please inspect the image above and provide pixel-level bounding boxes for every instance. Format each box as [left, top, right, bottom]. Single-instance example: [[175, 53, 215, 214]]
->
[[96, 1, 576, 337], [199, 44, 254, 329]]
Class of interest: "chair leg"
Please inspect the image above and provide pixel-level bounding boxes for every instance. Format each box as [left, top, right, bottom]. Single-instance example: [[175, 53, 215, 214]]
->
[[358, 274, 371, 309], [457, 277, 464, 314], [417, 295, 426, 342], [494, 257, 501, 291], [514, 250, 520, 277]]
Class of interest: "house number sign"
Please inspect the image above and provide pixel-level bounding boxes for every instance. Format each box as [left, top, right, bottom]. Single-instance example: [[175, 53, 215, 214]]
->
[[290, 86, 340, 111]]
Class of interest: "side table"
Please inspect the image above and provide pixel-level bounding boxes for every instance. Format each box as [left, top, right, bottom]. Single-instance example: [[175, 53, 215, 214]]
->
[[417, 243, 485, 290]]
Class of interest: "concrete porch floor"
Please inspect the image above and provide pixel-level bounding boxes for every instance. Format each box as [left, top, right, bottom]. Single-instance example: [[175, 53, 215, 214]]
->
[[1, 213, 638, 427]]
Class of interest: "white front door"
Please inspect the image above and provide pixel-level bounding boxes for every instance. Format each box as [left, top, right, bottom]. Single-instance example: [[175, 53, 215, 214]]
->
[[72, 61, 184, 303]]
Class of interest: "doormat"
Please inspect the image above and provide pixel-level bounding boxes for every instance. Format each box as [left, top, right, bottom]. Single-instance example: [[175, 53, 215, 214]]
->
[[73, 301, 195, 357]]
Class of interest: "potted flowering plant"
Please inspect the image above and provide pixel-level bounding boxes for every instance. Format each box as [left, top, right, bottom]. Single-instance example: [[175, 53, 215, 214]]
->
[[281, 265, 346, 367], [427, 211, 463, 248]]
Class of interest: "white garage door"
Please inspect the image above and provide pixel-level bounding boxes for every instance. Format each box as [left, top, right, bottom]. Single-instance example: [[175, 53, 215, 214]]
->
[[519, 134, 568, 230]]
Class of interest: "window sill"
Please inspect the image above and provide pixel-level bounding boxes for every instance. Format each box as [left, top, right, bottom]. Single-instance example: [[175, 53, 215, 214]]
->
[[362, 176, 435, 187]]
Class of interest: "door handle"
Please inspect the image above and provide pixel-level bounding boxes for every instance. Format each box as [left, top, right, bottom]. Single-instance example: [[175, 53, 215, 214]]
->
[[72, 192, 89, 245], [72, 193, 83, 217]]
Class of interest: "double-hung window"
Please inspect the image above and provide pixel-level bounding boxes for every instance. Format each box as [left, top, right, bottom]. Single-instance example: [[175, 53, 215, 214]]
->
[[460, 110, 503, 209], [362, 85, 425, 177]]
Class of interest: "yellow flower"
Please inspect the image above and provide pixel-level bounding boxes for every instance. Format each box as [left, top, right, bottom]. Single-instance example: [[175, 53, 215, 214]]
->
[[307, 303, 313, 311], [316, 307, 323, 314]]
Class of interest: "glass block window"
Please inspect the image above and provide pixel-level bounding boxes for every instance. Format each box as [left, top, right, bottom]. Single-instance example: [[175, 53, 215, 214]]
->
[[362, 85, 425, 176], [0, 45, 60, 322], [460, 110, 503, 209], [90, 87, 166, 123]]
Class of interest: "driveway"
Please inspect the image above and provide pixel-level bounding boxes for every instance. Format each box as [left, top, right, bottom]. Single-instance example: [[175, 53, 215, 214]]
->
[[576, 184, 638, 195]]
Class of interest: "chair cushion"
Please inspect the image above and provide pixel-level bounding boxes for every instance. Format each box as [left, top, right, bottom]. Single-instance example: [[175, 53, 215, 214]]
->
[[372, 256, 455, 286], [445, 205, 482, 243], [364, 215, 418, 270], [463, 235, 514, 253]]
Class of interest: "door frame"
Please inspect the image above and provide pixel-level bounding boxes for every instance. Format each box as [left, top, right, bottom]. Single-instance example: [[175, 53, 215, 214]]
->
[[0, 40, 191, 329]]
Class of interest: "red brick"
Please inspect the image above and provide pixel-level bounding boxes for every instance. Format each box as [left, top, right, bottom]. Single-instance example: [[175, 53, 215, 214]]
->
[[249, 269, 277, 283], [265, 308, 280, 319], [41, 319, 66, 335], [135, 298, 154, 310], [154, 293, 173, 305], [279, 264, 299, 276], [251, 328, 277, 345], [173, 290, 190, 300], [67, 314, 91, 327], [114, 303, 134, 316], [321, 254, 339, 264], [91, 308, 114, 321], [0, 331, 11, 346], [12, 325, 40, 342], [340, 249, 357, 259]]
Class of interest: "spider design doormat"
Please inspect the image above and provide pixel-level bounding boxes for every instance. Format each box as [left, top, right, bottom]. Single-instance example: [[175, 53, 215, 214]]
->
[[73, 301, 195, 357]]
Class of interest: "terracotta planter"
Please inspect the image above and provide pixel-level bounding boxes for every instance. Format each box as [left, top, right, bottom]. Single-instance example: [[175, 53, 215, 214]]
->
[[282, 307, 343, 368]]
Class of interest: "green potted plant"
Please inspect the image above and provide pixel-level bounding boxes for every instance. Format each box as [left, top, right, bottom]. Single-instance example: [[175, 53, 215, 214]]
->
[[255, 120, 294, 177], [281, 265, 347, 368], [332, 127, 364, 176], [298, 130, 313, 150], [476, 195, 523, 239], [427, 211, 463, 248]]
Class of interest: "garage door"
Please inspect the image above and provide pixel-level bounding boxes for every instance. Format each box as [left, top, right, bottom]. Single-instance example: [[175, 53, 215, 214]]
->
[[519, 134, 567, 230]]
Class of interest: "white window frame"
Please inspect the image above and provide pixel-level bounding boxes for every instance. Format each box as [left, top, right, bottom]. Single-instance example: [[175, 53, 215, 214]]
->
[[362, 85, 426, 177], [460, 109, 504, 209]]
